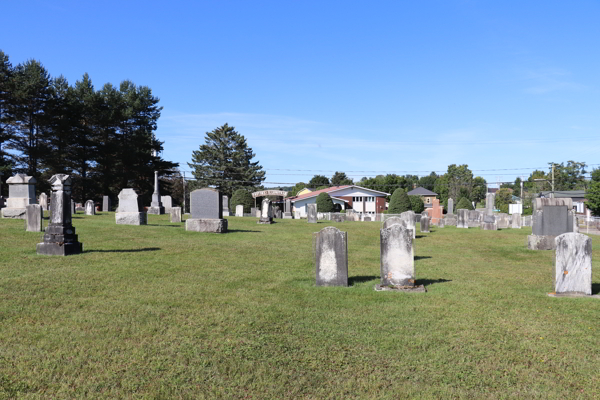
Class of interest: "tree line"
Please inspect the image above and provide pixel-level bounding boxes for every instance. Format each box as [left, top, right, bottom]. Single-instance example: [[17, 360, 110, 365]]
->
[[0, 50, 177, 204]]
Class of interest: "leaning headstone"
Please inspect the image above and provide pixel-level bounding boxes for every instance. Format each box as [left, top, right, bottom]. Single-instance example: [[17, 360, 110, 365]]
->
[[379, 224, 414, 287], [186, 188, 227, 233], [39, 192, 48, 211], [528, 198, 574, 250], [481, 214, 497, 230], [420, 216, 430, 233], [161, 195, 173, 213], [26, 204, 43, 232], [115, 188, 147, 225], [170, 207, 182, 223], [102, 196, 111, 212], [147, 171, 165, 215], [447, 198, 454, 216], [37, 174, 83, 255], [307, 203, 317, 223], [222, 195, 229, 216], [1, 174, 36, 219], [511, 213, 522, 229], [84, 200, 95, 216], [456, 209, 469, 229], [486, 193, 495, 215], [554, 233, 592, 295], [258, 198, 273, 224], [236, 204, 244, 217], [400, 211, 416, 238], [314, 226, 348, 287]]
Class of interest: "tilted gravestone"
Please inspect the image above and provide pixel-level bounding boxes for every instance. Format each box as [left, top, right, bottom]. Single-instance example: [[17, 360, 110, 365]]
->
[[481, 214, 497, 230], [236, 204, 244, 217], [511, 213, 522, 229], [186, 188, 227, 233], [161, 195, 173, 213], [528, 198, 575, 250], [39, 192, 48, 211], [26, 204, 43, 232], [456, 209, 469, 229], [102, 196, 111, 212], [554, 233, 592, 295], [170, 207, 182, 223], [400, 211, 416, 238], [115, 188, 147, 225], [447, 198, 454, 215], [37, 174, 83, 255], [420, 216, 430, 233], [307, 203, 317, 223], [314, 226, 348, 287], [148, 171, 165, 215], [85, 200, 95, 216], [258, 198, 273, 224], [2, 174, 36, 219], [379, 224, 414, 287]]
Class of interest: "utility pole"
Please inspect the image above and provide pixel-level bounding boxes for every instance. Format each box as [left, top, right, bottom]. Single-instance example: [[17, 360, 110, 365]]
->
[[551, 164, 555, 198], [183, 171, 186, 213]]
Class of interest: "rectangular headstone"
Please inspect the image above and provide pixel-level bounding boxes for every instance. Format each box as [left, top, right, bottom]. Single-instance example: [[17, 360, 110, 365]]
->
[[222, 195, 229, 212], [511, 213, 522, 229], [555, 233, 592, 295], [26, 204, 43, 232], [380, 224, 414, 286], [486, 193, 495, 215], [314, 226, 348, 286], [39, 193, 48, 211], [170, 207, 182, 223], [190, 188, 222, 219], [236, 204, 244, 217], [102, 196, 111, 212], [420, 216, 430, 233], [456, 209, 468, 228], [85, 200, 95, 216], [117, 189, 142, 212], [307, 203, 317, 223], [447, 198, 454, 215], [161, 195, 173, 210]]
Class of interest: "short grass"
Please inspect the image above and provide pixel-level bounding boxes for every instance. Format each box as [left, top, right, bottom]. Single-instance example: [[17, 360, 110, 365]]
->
[[0, 213, 599, 399]]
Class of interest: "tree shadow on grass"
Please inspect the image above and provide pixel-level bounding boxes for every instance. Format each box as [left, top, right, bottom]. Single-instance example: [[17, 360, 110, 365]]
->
[[415, 255, 432, 261], [86, 247, 161, 253], [416, 278, 452, 287], [415, 235, 426, 239], [349, 275, 379, 286], [229, 229, 262, 233], [592, 283, 600, 295]]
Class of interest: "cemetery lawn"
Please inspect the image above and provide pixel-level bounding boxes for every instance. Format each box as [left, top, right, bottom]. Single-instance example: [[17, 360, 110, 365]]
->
[[1, 214, 599, 399]]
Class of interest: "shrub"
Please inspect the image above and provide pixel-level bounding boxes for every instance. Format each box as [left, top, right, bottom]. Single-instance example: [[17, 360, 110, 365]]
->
[[316, 193, 335, 212], [409, 195, 425, 213], [388, 188, 412, 214], [230, 189, 254, 213], [456, 197, 473, 211]]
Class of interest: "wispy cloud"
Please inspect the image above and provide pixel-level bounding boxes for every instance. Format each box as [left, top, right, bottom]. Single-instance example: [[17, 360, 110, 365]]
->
[[521, 68, 585, 94]]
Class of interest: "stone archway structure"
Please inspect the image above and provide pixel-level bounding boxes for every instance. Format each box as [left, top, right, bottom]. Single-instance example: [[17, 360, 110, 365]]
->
[[252, 190, 288, 214]]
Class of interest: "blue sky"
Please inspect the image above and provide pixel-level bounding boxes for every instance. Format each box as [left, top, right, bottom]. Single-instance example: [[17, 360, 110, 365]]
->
[[2, 1, 599, 187]]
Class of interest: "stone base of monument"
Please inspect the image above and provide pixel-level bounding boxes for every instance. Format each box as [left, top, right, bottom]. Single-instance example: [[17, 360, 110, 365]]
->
[[547, 292, 600, 298], [116, 212, 147, 225], [257, 217, 273, 224], [283, 212, 293, 219], [37, 226, 83, 256], [147, 206, 165, 215], [444, 217, 457, 226], [527, 234, 556, 250], [222, 211, 230, 217], [481, 222, 498, 230], [2, 208, 27, 219], [186, 218, 228, 233], [374, 284, 426, 292]]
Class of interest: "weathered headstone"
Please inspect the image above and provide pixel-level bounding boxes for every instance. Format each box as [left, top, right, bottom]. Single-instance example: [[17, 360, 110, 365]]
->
[[314, 226, 348, 287], [170, 206, 182, 223], [258, 198, 273, 224], [250, 207, 257, 217], [284, 199, 293, 219], [456, 209, 469, 229], [275, 209, 282, 219], [496, 213, 510, 229], [161, 195, 173, 213], [379, 224, 414, 286], [400, 211, 416, 238], [420, 216, 430, 233], [1, 174, 36, 219], [528, 198, 575, 250], [102, 196, 111, 212], [147, 171, 165, 215], [331, 213, 346, 223], [84, 200, 95, 216], [307, 203, 317, 223], [447, 198, 454, 215], [39, 192, 48, 211], [481, 214, 497, 230], [26, 204, 43, 232], [438, 218, 445, 228], [467, 210, 481, 228], [37, 174, 83, 255], [236, 204, 244, 217], [115, 188, 147, 225], [511, 213, 522, 229], [382, 216, 407, 230], [554, 233, 592, 295], [222, 195, 229, 216], [186, 188, 227, 233], [486, 193, 495, 215], [522, 215, 532, 227], [363, 216, 371, 222]]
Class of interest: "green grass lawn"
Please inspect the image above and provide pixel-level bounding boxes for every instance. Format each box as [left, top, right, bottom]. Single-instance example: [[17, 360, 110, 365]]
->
[[1, 213, 599, 399]]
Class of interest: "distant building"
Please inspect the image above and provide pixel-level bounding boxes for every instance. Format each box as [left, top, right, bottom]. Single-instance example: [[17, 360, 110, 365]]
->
[[539, 190, 587, 214], [407, 187, 438, 208], [296, 187, 315, 196]]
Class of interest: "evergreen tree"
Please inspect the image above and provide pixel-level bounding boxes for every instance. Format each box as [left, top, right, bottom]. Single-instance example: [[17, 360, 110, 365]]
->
[[585, 181, 600, 216], [308, 175, 330, 187], [316, 192, 334, 212], [456, 197, 473, 211], [331, 171, 353, 186], [0, 50, 14, 179], [230, 188, 254, 213], [188, 123, 265, 198], [409, 195, 425, 213], [388, 188, 411, 213]]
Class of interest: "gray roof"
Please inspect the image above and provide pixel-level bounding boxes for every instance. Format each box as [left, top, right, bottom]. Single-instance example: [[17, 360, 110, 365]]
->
[[539, 190, 586, 199], [407, 187, 437, 196]]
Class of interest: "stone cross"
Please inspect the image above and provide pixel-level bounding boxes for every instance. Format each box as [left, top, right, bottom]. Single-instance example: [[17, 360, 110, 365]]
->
[[307, 203, 317, 223], [380, 224, 414, 287], [148, 171, 165, 215], [36, 174, 83, 255], [314, 226, 348, 286], [84, 200, 95, 216], [554, 233, 592, 295]]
